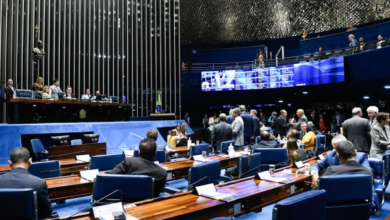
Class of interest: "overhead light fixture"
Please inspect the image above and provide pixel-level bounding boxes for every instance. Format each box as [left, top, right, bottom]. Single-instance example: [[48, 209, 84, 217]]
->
[[302, 91, 308, 94], [385, 85, 390, 89], [279, 100, 283, 103], [363, 96, 370, 99]]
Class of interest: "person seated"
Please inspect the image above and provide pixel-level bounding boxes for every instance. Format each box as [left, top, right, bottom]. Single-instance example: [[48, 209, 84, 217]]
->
[[167, 129, 177, 148], [42, 86, 51, 100], [301, 124, 316, 150], [175, 124, 187, 147], [287, 139, 308, 165], [92, 91, 107, 101], [146, 129, 164, 151], [299, 122, 308, 140], [181, 123, 188, 136], [0, 147, 53, 219], [252, 131, 280, 149], [111, 138, 167, 197], [63, 86, 75, 99], [301, 30, 308, 40], [31, 77, 44, 93], [376, 34, 386, 49], [81, 89, 92, 100], [310, 135, 370, 187], [346, 24, 357, 32]]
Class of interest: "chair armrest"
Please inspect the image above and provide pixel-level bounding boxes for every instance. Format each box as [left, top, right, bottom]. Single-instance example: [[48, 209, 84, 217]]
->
[[164, 186, 182, 194], [220, 175, 232, 182], [375, 185, 386, 195]]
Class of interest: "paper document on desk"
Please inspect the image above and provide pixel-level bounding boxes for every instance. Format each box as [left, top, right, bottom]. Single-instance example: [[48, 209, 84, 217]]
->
[[76, 154, 91, 162], [200, 191, 239, 202], [193, 155, 213, 162], [80, 169, 99, 182], [93, 202, 138, 220], [257, 171, 293, 184]]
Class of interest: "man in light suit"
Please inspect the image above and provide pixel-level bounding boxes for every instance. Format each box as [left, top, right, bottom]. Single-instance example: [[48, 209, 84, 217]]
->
[[251, 109, 260, 138], [343, 107, 371, 153], [212, 113, 233, 153], [225, 109, 235, 125], [0, 147, 53, 218], [274, 110, 292, 137], [295, 109, 308, 130], [367, 106, 379, 129], [240, 105, 254, 145], [310, 135, 371, 187], [49, 79, 63, 99], [232, 108, 244, 148]]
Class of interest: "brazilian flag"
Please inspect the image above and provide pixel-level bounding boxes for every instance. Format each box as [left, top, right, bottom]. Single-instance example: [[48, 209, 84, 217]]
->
[[155, 90, 162, 113]]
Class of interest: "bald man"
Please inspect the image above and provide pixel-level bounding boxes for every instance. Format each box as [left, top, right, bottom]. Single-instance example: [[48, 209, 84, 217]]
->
[[295, 109, 308, 130]]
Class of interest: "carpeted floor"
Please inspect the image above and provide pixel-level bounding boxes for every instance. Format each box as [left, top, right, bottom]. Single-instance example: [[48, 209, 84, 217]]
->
[[52, 179, 390, 219]]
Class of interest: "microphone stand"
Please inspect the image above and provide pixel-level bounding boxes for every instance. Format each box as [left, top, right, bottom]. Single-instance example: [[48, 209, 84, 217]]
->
[[230, 164, 263, 181], [48, 151, 87, 159]]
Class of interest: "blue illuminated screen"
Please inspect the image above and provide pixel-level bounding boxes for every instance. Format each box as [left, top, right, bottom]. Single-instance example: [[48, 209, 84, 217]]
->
[[201, 57, 345, 92]]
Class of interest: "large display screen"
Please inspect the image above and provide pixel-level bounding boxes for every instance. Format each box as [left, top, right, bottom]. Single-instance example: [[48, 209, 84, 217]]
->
[[201, 57, 345, 92]]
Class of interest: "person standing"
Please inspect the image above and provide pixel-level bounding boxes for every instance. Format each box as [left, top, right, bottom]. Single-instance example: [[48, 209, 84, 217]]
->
[[226, 109, 235, 125], [202, 114, 209, 128], [4, 79, 16, 98], [49, 79, 63, 99], [32, 77, 44, 93], [370, 112, 390, 158], [367, 106, 379, 129], [208, 113, 217, 146], [251, 109, 261, 138], [308, 110, 318, 128], [232, 108, 244, 148], [295, 109, 308, 130], [239, 105, 254, 145], [184, 112, 190, 125], [343, 107, 371, 153], [212, 113, 233, 153], [274, 110, 292, 137], [376, 34, 386, 49], [268, 111, 277, 127], [331, 110, 345, 132]]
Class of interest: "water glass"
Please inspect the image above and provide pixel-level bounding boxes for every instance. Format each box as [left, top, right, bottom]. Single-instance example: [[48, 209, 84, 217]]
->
[[202, 151, 207, 159], [196, 140, 200, 145], [269, 165, 276, 177], [244, 146, 248, 154]]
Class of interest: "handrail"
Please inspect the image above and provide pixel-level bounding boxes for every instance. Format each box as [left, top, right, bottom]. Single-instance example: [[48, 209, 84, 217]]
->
[[275, 45, 285, 66], [182, 44, 268, 52]]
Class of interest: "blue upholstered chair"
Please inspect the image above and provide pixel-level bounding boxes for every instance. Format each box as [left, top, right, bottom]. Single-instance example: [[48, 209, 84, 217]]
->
[[165, 160, 221, 194], [319, 174, 372, 220], [15, 89, 33, 99], [30, 139, 48, 161], [313, 135, 326, 156], [90, 154, 125, 171], [255, 136, 261, 144], [221, 152, 262, 181], [131, 150, 167, 163], [71, 139, 82, 145], [253, 148, 287, 171], [273, 190, 326, 220], [220, 140, 235, 154], [369, 157, 386, 208], [190, 143, 210, 158], [108, 96, 119, 103], [0, 188, 38, 220], [92, 174, 154, 204], [29, 161, 60, 179], [33, 91, 42, 100]]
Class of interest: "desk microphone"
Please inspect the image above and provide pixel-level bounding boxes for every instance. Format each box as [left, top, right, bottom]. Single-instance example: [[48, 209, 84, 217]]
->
[[230, 164, 263, 181], [62, 189, 123, 220], [40, 163, 96, 174], [48, 151, 87, 159], [151, 176, 211, 202]]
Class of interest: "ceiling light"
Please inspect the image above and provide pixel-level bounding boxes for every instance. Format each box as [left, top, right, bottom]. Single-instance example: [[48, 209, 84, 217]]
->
[[278, 100, 283, 103], [363, 96, 370, 99]]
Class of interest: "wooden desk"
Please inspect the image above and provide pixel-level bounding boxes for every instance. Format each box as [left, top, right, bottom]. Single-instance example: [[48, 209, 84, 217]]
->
[[168, 146, 212, 159], [48, 143, 106, 160]]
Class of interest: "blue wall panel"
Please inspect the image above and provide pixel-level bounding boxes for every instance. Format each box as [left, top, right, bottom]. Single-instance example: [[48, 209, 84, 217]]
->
[[0, 120, 192, 165]]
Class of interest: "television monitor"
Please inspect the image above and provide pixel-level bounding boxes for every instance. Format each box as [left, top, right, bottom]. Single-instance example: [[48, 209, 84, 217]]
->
[[82, 134, 100, 143], [50, 135, 70, 146]]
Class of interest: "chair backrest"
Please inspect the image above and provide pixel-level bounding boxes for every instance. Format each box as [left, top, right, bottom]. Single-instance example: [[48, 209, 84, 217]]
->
[[29, 161, 60, 179], [131, 150, 167, 163], [273, 190, 326, 220], [189, 160, 221, 186], [93, 174, 154, 203], [71, 139, 82, 145], [34, 91, 42, 99], [238, 153, 262, 177], [108, 96, 119, 103], [369, 157, 383, 179], [253, 148, 287, 163], [255, 136, 261, 144], [0, 188, 37, 220], [91, 154, 125, 171], [30, 139, 46, 160], [15, 89, 33, 99], [190, 144, 210, 157], [220, 140, 235, 154], [383, 152, 390, 186]]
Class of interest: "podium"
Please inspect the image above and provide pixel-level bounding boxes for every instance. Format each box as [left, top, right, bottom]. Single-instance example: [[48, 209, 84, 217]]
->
[[150, 113, 176, 120]]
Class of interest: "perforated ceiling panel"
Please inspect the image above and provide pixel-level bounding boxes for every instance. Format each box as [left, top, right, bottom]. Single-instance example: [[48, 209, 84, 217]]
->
[[181, 0, 390, 45]]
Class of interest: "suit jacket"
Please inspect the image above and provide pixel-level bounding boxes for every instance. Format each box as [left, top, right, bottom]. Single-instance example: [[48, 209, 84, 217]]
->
[[212, 122, 233, 150], [63, 93, 75, 99], [296, 115, 308, 130], [225, 115, 234, 125], [343, 115, 371, 152], [0, 168, 53, 218], [252, 140, 280, 149], [252, 116, 261, 137], [111, 157, 167, 197], [4, 85, 15, 98], [241, 112, 254, 137], [299, 131, 307, 140], [274, 116, 291, 137], [49, 85, 63, 99], [331, 114, 346, 126], [310, 150, 371, 173], [232, 116, 244, 146], [370, 123, 390, 158], [308, 114, 318, 128], [322, 160, 373, 182]]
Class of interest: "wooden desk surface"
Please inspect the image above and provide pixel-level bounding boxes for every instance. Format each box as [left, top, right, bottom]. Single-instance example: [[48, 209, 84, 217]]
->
[[48, 143, 107, 160], [2, 98, 131, 107]]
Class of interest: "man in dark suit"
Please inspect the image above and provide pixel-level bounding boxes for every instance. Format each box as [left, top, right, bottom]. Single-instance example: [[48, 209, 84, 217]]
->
[[212, 113, 233, 153], [111, 138, 167, 197], [308, 110, 318, 128], [4, 79, 16, 98], [274, 110, 292, 137], [343, 107, 371, 153], [298, 122, 308, 140], [331, 110, 345, 132], [239, 105, 254, 145], [63, 86, 75, 99], [225, 109, 235, 125], [252, 131, 280, 149], [310, 135, 370, 187], [0, 147, 53, 218], [250, 109, 260, 138]]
